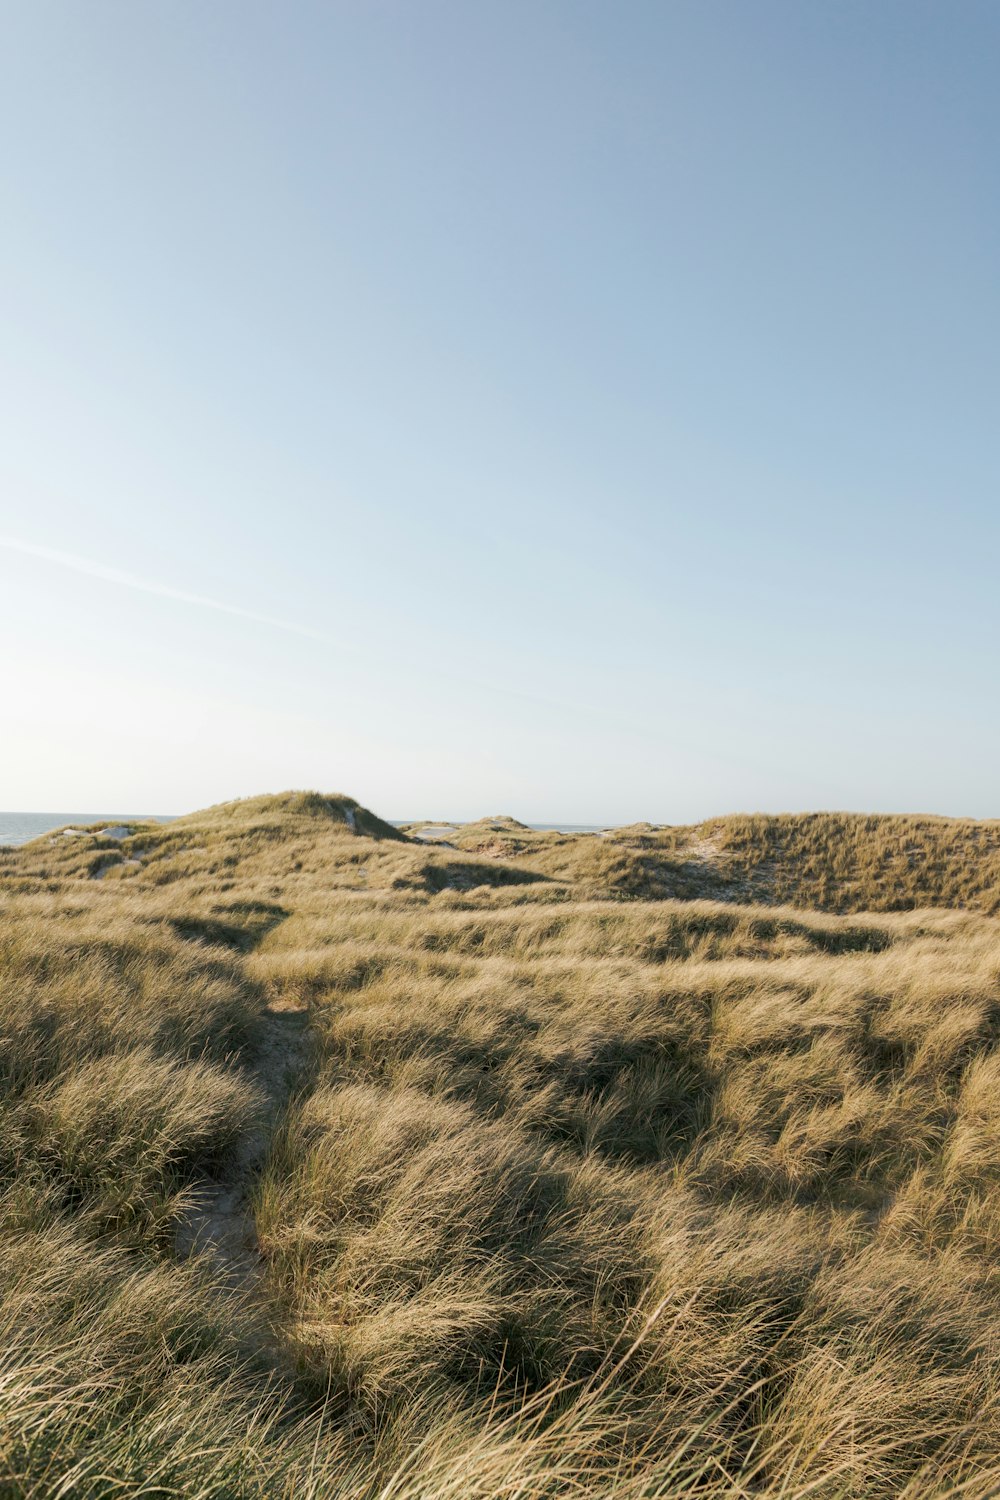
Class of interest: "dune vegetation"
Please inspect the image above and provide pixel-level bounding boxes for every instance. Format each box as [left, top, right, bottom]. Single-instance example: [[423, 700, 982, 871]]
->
[[5, 793, 1000, 1495]]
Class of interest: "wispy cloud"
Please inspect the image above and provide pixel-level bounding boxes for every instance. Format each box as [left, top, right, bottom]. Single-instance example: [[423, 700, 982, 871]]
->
[[0, 535, 335, 644], [0, 535, 784, 782]]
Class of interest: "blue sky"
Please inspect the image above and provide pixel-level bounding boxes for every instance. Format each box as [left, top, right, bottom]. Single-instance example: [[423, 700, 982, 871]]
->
[[2, 1, 998, 821]]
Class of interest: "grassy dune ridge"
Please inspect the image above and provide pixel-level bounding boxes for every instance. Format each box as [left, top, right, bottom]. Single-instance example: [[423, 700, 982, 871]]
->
[[440, 810, 1000, 912], [4, 794, 1000, 1494]]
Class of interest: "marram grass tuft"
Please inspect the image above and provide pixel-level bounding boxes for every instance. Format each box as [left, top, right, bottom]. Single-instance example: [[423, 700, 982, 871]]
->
[[4, 792, 1000, 1495]]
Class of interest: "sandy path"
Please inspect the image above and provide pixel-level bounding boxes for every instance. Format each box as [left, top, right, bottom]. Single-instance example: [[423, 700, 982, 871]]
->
[[174, 998, 311, 1287]]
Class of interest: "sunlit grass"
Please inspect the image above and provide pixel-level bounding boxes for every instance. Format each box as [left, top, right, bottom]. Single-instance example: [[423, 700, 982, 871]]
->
[[4, 791, 1000, 1494]]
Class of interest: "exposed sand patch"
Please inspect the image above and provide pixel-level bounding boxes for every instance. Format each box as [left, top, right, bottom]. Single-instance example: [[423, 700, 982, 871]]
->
[[55, 824, 132, 843], [173, 1000, 311, 1288], [680, 832, 725, 862]]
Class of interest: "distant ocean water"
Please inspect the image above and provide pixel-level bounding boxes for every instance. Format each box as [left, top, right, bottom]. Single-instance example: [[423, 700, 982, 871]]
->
[[0, 812, 175, 848]]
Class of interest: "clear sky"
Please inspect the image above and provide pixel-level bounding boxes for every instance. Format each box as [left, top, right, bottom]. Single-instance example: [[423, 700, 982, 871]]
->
[[2, 1, 998, 823]]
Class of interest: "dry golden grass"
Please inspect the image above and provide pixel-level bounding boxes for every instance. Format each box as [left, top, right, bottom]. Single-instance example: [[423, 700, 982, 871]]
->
[[443, 809, 1000, 912], [5, 791, 1000, 1495]]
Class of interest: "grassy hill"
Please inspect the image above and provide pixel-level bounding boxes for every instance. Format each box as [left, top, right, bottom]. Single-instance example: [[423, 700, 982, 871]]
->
[[4, 795, 1000, 1495], [445, 810, 1000, 912]]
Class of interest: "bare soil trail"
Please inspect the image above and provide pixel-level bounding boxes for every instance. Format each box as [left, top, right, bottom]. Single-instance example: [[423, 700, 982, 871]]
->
[[174, 997, 311, 1288]]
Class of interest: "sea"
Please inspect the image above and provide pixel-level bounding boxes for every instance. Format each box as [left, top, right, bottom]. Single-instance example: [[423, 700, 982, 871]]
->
[[1, 812, 604, 848]]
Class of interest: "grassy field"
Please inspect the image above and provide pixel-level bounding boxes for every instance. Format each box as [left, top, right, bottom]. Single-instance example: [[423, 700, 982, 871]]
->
[[5, 793, 1000, 1495]]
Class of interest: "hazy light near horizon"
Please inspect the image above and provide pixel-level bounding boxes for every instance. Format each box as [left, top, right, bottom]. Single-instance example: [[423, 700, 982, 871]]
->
[[2, 1, 999, 821]]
